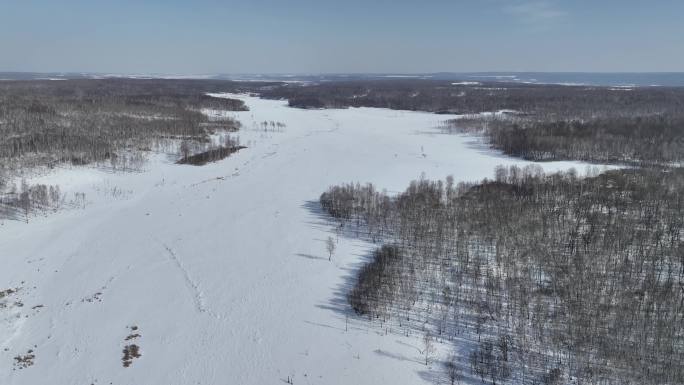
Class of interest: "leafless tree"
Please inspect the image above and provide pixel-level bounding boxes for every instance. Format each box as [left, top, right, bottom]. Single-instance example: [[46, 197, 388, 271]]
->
[[326, 236, 336, 261]]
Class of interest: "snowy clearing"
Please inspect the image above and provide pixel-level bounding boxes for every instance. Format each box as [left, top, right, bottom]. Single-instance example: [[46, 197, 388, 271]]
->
[[0, 94, 606, 384]]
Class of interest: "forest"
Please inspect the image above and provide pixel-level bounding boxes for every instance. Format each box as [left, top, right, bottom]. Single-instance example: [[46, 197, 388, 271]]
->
[[443, 113, 684, 165], [320, 166, 684, 385], [258, 79, 682, 115], [5, 78, 683, 176], [260, 80, 684, 166], [270, 78, 684, 384], [0, 79, 257, 220]]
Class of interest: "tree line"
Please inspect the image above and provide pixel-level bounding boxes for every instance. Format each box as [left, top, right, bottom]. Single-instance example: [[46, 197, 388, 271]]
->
[[443, 113, 684, 166], [258, 79, 684, 116]]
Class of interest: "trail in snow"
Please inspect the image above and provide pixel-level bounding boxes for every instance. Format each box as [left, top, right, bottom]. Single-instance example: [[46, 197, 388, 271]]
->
[[160, 241, 220, 319]]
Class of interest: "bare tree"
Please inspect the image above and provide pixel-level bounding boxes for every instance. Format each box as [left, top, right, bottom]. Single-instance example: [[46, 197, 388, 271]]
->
[[423, 331, 435, 366], [326, 236, 336, 261], [444, 354, 461, 385]]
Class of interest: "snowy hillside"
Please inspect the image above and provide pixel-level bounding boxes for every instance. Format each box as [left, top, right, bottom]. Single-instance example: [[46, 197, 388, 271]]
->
[[1, 94, 603, 385]]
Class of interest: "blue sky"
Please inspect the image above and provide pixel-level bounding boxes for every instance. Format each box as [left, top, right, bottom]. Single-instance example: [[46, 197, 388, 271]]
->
[[1, 0, 683, 73]]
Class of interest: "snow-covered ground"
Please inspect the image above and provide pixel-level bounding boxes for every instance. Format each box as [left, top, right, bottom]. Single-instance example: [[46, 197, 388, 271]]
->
[[0, 94, 606, 384]]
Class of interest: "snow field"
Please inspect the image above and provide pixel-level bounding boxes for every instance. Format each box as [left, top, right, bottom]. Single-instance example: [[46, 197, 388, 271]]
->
[[0, 94, 605, 384]]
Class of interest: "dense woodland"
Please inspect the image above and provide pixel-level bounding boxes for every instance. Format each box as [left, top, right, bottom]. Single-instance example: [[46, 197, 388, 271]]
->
[[320, 166, 684, 385], [260, 80, 684, 165], [0, 79, 250, 170], [0, 79, 256, 219], [5, 79, 683, 173], [444, 114, 684, 165], [259, 79, 683, 115]]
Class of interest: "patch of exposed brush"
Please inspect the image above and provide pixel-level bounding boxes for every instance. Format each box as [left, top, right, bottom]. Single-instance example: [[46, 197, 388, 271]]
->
[[122, 325, 142, 368], [13, 350, 35, 369], [176, 145, 246, 166]]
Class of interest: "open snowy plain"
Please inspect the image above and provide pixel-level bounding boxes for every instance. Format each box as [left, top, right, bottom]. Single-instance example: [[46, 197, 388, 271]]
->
[[1, 94, 605, 384]]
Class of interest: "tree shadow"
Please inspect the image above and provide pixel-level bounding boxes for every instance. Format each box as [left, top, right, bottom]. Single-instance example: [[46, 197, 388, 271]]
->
[[302, 197, 492, 384], [0, 203, 24, 222], [303, 320, 346, 332], [416, 356, 485, 385], [294, 253, 328, 261], [374, 348, 423, 365], [313, 256, 367, 319], [301, 200, 335, 232], [301, 199, 374, 322]]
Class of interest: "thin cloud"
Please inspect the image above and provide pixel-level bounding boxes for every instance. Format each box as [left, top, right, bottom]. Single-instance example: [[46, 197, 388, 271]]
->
[[504, 1, 566, 24]]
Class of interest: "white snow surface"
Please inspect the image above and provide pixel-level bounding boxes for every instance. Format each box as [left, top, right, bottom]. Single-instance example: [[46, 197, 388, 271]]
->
[[1, 94, 605, 385]]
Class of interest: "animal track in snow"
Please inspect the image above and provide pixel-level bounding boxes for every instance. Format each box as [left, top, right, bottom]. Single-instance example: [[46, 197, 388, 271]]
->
[[161, 243, 221, 319]]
